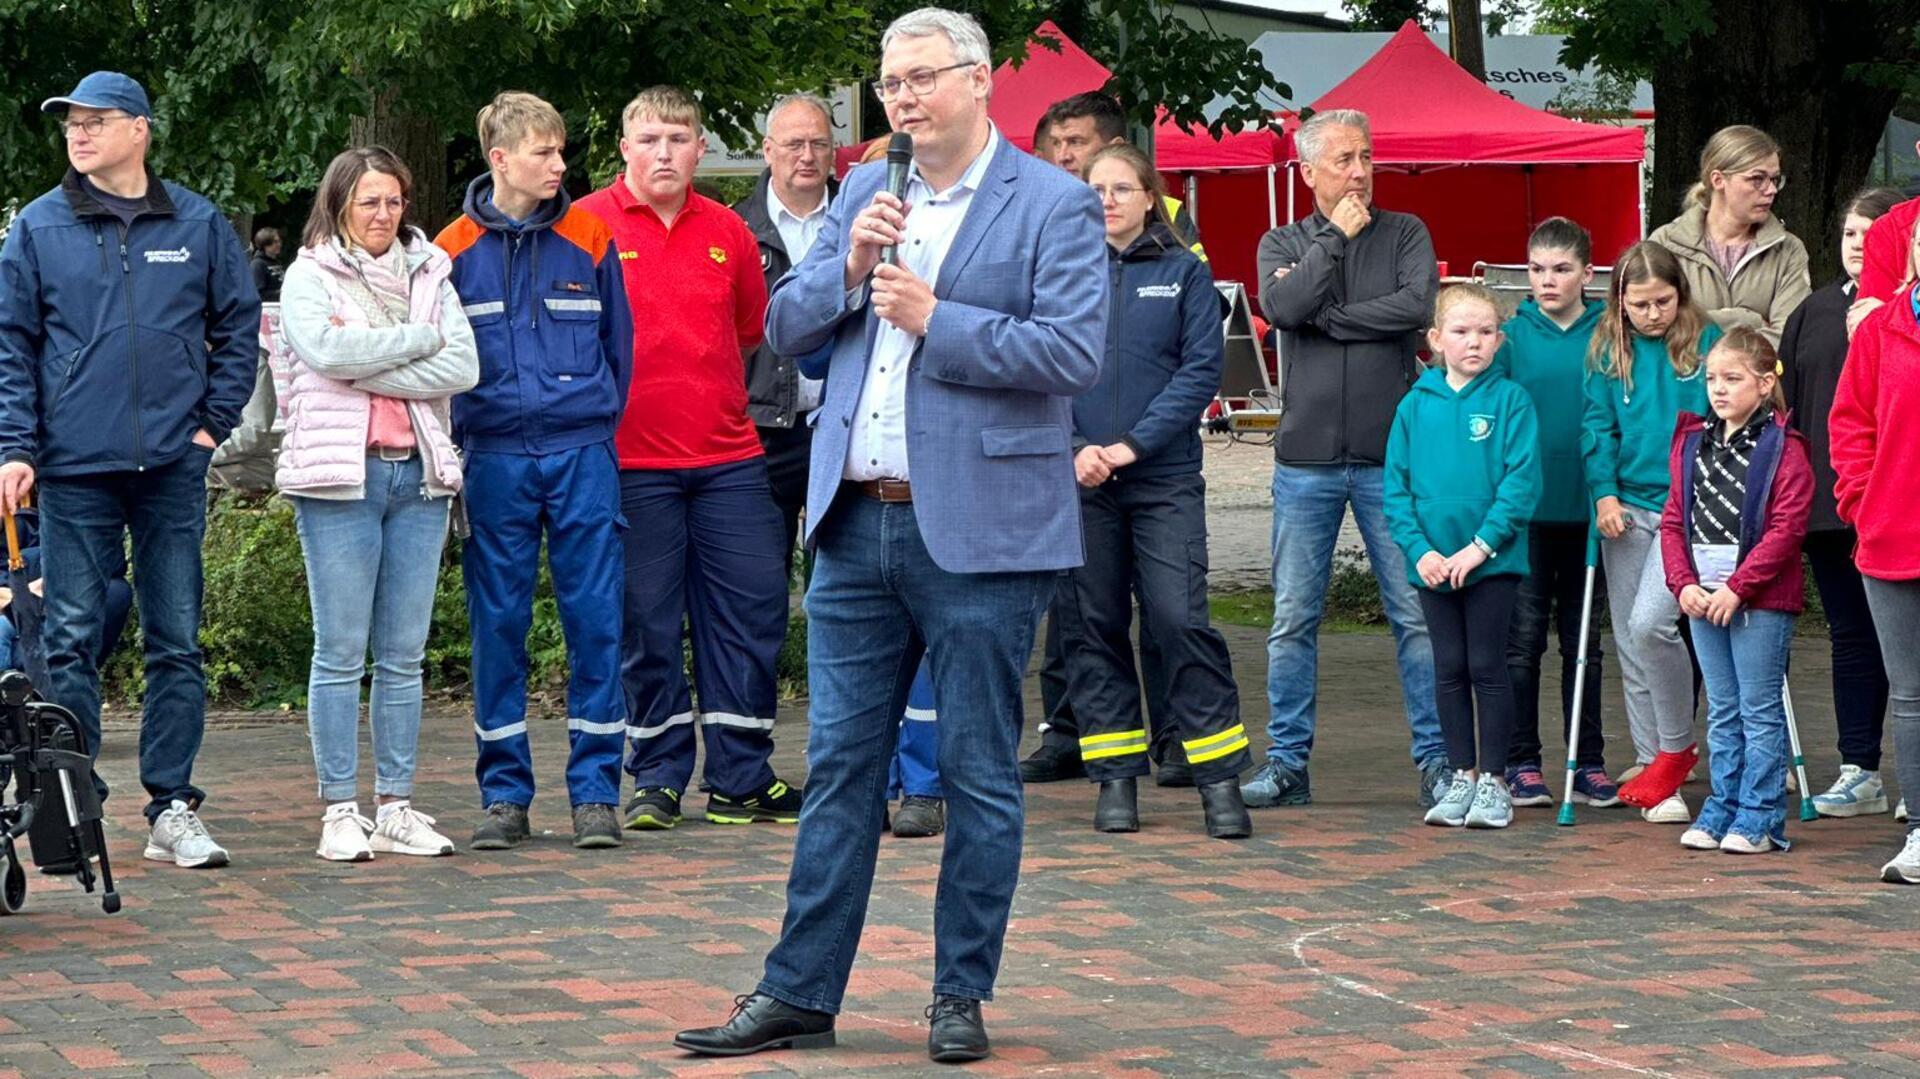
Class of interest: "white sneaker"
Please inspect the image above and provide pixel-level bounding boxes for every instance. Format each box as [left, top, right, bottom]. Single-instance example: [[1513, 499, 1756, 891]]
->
[[1680, 828, 1719, 850], [1642, 793, 1690, 824], [1898, 799, 1909, 823], [369, 802, 455, 857], [317, 802, 375, 862], [144, 800, 230, 868], [1880, 831, 1920, 884], [1424, 770, 1476, 827], [1721, 833, 1773, 854], [1811, 765, 1888, 818]]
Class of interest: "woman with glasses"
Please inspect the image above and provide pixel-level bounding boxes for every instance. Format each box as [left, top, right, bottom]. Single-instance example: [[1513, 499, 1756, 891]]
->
[[275, 146, 478, 862], [1649, 125, 1812, 346], [1054, 143, 1252, 839]]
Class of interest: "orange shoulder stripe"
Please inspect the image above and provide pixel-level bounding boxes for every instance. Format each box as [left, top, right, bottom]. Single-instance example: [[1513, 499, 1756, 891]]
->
[[435, 217, 486, 261], [553, 209, 614, 265]]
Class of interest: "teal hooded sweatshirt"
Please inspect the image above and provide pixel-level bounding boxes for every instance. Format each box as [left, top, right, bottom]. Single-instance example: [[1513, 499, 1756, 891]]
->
[[1494, 297, 1604, 524], [1580, 323, 1722, 512], [1383, 365, 1542, 591]]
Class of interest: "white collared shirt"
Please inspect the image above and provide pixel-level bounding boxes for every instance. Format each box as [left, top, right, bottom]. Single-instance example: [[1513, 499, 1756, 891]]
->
[[843, 127, 1000, 482], [769, 185, 832, 412]]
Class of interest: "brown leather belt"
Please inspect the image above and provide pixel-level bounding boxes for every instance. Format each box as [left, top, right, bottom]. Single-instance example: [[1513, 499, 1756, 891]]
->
[[851, 478, 913, 503]]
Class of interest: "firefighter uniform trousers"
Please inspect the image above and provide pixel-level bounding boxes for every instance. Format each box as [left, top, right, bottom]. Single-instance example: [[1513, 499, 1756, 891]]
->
[[619, 458, 787, 797], [465, 445, 629, 808], [888, 658, 943, 800], [1056, 473, 1251, 783]]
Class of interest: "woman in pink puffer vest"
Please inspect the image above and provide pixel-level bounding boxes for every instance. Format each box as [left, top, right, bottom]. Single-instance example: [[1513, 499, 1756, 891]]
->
[[274, 147, 477, 864]]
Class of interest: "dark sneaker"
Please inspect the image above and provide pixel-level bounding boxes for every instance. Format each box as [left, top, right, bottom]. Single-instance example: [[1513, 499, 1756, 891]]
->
[[1504, 764, 1554, 807], [892, 795, 945, 838], [708, 777, 804, 824], [1153, 747, 1195, 788], [1019, 740, 1085, 783], [572, 803, 622, 849], [1241, 760, 1311, 807], [469, 802, 531, 850], [624, 787, 683, 831], [1418, 757, 1452, 809], [1571, 766, 1621, 807]]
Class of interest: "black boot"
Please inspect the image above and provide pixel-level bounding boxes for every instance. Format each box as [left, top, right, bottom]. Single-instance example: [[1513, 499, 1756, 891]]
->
[[674, 993, 835, 1056], [1094, 777, 1139, 833], [1153, 745, 1195, 788], [1200, 779, 1252, 840], [926, 996, 990, 1063], [1020, 739, 1085, 783]]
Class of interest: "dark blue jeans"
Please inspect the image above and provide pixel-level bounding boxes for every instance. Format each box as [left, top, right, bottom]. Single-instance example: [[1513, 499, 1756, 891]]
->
[[759, 494, 1052, 1013], [39, 447, 213, 823]]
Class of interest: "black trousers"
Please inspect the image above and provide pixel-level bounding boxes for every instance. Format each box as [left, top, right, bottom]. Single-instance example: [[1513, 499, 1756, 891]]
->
[[1053, 472, 1248, 783], [1506, 522, 1607, 768], [1805, 529, 1891, 770], [758, 423, 812, 583], [1421, 576, 1521, 774], [1040, 604, 1176, 758]]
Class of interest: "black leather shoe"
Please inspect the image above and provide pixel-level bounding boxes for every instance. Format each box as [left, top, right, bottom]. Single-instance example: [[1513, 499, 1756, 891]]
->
[[1020, 740, 1085, 782], [926, 995, 990, 1063], [1200, 779, 1252, 840], [1154, 755, 1195, 788], [673, 993, 835, 1056], [1094, 777, 1139, 833]]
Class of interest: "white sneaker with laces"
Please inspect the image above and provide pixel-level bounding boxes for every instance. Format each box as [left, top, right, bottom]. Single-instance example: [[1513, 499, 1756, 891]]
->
[[1642, 793, 1690, 824], [370, 802, 455, 856], [1720, 832, 1773, 854], [1898, 799, 1909, 823], [1880, 831, 1920, 884], [1811, 765, 1888, 818], [145, 799, 230, 868], [317, 802, 375, 862], [1679, 828, 1719, 850]]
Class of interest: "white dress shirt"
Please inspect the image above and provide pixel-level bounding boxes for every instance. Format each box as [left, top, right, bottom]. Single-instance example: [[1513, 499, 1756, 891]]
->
[[843, 127, 1001, 482], [769, 186, 831, 412]]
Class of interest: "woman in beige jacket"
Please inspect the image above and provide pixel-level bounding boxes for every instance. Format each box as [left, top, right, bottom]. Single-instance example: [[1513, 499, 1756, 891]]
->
[[1649, 125, 1812, 346]]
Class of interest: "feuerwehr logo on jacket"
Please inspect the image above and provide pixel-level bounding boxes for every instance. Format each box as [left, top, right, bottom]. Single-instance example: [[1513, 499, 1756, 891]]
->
[[709, 246, 728, 265], [1467, 413, 1495, 442], [1136, 282, 1181, 300], [145, 246, 191, 264]]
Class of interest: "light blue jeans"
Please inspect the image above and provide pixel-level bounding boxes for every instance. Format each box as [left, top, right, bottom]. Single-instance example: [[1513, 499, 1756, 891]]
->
[[291, 456, 451, 803], [1688, 608, 1793, 849], [1265, 463, 1442, 769]]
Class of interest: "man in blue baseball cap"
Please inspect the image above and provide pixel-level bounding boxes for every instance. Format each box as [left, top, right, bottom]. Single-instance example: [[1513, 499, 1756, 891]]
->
[[0, 70, 259, 870]]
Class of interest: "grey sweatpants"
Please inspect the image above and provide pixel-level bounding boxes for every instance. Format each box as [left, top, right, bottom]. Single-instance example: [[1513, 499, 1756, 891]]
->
[[1600, 503, 1696, 762], [1863, 576, 1920, 836]]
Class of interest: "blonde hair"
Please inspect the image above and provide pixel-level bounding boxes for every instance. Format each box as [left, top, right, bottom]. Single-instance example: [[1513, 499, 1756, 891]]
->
[[1433, 282, 1505, 328], [1686, 124, 1780, 210], [1707, 328, 1786, 413], [622, 85, 702, 135], [1587, 241, 1711, 398], [477, 91, 565, 153]]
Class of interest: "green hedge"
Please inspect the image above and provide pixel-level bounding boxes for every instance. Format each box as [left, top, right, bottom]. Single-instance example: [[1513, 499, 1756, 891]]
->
[[104, 493, 808, 709]]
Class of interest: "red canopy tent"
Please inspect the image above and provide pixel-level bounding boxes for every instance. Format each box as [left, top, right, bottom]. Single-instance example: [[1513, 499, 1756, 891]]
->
[[1276, 21, 1646, 283]]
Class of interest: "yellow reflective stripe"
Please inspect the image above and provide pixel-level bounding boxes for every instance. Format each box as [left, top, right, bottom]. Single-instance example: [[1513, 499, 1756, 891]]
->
[[1080, 729, 1148, 747], [1083, 742, 1150, 761], [1187, 736, 1250, 764], [1184, 725, 1247, 754]]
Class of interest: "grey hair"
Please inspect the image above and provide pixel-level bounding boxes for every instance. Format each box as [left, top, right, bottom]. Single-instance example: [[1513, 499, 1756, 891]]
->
[[882, 7, 992, 69], [767, 92, 833, 131], [1296, 108, 1371, 166]]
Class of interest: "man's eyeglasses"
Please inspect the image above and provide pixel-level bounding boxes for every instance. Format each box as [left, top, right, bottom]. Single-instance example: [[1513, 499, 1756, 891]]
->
[[351, 197, 408, 216], [60, 114, 132, 139], [872, 63, 976, 102], [774, 138, 833, 156]]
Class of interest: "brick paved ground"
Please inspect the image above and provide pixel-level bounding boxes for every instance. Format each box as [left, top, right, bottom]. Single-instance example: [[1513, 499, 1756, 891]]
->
[[5, 628, 1920, 1077]]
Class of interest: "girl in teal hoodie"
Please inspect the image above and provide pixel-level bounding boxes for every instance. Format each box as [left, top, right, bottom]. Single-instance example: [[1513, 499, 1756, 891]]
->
[[1497, 218, 1621, 812], [1386, 284, 1542, 829], [1581, 240, 1724, 822]]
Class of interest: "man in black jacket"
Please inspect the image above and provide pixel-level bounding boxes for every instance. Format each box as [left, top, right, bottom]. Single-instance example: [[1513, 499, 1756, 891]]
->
[[732, 93, 836, 576], [1246, 108, 1446, 812]]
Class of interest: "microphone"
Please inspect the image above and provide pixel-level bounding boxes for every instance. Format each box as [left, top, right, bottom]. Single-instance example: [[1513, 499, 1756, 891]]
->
[[880, 131, 913, 267]]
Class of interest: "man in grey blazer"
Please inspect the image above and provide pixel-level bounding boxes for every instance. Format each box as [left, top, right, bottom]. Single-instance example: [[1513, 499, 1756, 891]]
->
[[674, 6, 1107, 1065]]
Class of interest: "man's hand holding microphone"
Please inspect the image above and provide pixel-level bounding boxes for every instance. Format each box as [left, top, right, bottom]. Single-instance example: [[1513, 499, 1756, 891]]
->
[[845, 132, 936, 338]]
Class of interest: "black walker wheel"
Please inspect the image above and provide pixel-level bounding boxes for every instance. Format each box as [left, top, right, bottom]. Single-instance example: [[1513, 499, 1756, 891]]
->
[[1, 852, 25, 915]]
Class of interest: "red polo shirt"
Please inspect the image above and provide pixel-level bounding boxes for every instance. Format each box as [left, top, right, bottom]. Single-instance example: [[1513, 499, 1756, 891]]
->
[[577, 180, 768, 469]]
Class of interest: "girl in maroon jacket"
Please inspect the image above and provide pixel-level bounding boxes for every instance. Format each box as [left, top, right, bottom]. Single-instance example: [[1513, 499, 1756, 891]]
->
[[1659, 328, 1812, 854]]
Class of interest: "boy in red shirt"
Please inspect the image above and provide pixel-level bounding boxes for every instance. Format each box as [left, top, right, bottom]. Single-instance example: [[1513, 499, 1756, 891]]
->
[[577, 86, 799, 831]]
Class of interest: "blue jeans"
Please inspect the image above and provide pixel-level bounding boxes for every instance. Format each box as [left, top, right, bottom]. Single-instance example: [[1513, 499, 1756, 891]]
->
[[39, 446, 214, 823], [291, 456, 451, 803], [1265, 463, 1441, 769], [759, 494, 1052, 1013], [1689, 609, 1793, 849]]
